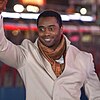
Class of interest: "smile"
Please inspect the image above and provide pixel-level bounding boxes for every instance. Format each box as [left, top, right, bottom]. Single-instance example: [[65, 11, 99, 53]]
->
[[44, 38, 51, 42]]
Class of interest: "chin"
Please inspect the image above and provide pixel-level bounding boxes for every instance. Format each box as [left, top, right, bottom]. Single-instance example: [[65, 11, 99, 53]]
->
[[45, 44, 53, 47]]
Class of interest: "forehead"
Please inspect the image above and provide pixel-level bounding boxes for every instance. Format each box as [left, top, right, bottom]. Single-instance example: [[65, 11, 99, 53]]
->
[[38, 17, 58, 26]]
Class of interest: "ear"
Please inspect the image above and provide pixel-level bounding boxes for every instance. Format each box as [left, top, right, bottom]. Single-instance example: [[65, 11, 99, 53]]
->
[[60, 26, 63, 35]]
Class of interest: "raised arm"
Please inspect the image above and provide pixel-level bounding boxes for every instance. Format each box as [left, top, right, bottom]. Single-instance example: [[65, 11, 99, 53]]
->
[[0, 0, 7, 13], [0, 0, 7, 43], [0, 0, 27, 69]]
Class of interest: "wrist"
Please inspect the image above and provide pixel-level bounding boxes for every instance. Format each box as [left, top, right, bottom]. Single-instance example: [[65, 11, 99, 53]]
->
[[0, 14, 1, 18]]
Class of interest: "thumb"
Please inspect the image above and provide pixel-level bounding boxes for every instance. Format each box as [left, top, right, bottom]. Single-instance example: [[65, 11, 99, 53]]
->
[[0, 0, 8, 12], [4, 0, 8, 10]]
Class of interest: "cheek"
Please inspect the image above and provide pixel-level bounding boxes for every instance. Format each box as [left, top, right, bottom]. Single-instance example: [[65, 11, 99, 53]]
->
[[56, 30, 62, 37], [38, 32, 44, 37], [54, 28, 62, 38]]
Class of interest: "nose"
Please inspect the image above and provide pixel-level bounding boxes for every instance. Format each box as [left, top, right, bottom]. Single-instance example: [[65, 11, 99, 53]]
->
[[44, 28, 50, 36]]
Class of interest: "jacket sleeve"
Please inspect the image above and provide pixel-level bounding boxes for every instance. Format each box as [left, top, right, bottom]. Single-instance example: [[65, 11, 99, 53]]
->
[[0, 17, 27, 68], [84, 54, 100, 100]]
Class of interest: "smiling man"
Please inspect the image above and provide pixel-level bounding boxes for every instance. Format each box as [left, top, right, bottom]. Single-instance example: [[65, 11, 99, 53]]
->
[[37, 16, 63, 48], [0, 0, 100, 100]]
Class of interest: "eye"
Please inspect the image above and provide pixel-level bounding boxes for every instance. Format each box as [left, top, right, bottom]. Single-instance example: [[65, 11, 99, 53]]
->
[[48, 26, 55, 32], [38, 27, 45, 32]]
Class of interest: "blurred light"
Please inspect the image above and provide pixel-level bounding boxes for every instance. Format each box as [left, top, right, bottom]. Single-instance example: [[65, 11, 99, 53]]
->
[[19, 0, 46, 6], [1, 12, 20, 18], [69, 35, 79, 42], [66, 7, 75, 14], [69, 13, 81, 20], [80, 8, 87, 15], [20, 13, 39, 19], [1, 12, 95, 22], [80, 16, 94, 21], [4, 23, 37, 30], [81, 35, 92, 42], [61, 15, 70, 21], [12, 30, 20, 36], [13, 4, 25, 12], [26, 5, 39, 12]]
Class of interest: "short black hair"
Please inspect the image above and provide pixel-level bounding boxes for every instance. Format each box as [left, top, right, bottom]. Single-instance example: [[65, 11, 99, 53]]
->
[[37, 10, 62, 28]]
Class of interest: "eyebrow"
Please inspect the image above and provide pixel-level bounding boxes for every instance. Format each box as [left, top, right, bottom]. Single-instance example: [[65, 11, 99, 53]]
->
[[38, 25, 56, 28]]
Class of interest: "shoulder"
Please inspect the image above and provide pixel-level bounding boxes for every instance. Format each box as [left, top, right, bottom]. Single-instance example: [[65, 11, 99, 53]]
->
[[21, 39, 38, 49], [21, 38, 39, 50], [69, 45, 93, 69], [21, 39, 33, 46], [72, 45, 94, 72], [70, 45, 92, 60], [76, 47, 93, 63]]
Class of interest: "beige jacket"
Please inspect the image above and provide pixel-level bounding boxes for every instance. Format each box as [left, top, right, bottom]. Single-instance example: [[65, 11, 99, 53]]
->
[[0, 18, 100, 100]]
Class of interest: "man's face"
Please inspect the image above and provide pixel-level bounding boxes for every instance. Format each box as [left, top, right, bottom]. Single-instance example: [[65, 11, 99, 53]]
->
[[37, 17, 63, 49]]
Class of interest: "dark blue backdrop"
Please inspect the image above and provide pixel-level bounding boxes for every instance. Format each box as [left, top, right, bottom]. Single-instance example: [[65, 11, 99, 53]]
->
[[0, 87, 87, 100]]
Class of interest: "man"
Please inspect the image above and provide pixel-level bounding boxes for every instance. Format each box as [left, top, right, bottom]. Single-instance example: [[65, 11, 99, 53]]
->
[[0, 0, 100, 100]]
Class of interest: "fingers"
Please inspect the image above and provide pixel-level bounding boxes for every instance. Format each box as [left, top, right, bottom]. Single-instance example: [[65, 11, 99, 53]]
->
[[0, 0, 8, 12]]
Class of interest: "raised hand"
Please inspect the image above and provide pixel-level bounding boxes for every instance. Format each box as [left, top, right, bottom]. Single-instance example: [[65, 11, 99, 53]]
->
[[0, 0, 8, 13]]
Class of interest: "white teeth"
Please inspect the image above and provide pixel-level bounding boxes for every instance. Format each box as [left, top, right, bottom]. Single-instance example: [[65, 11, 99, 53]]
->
[[45, 39, 51, 41]]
